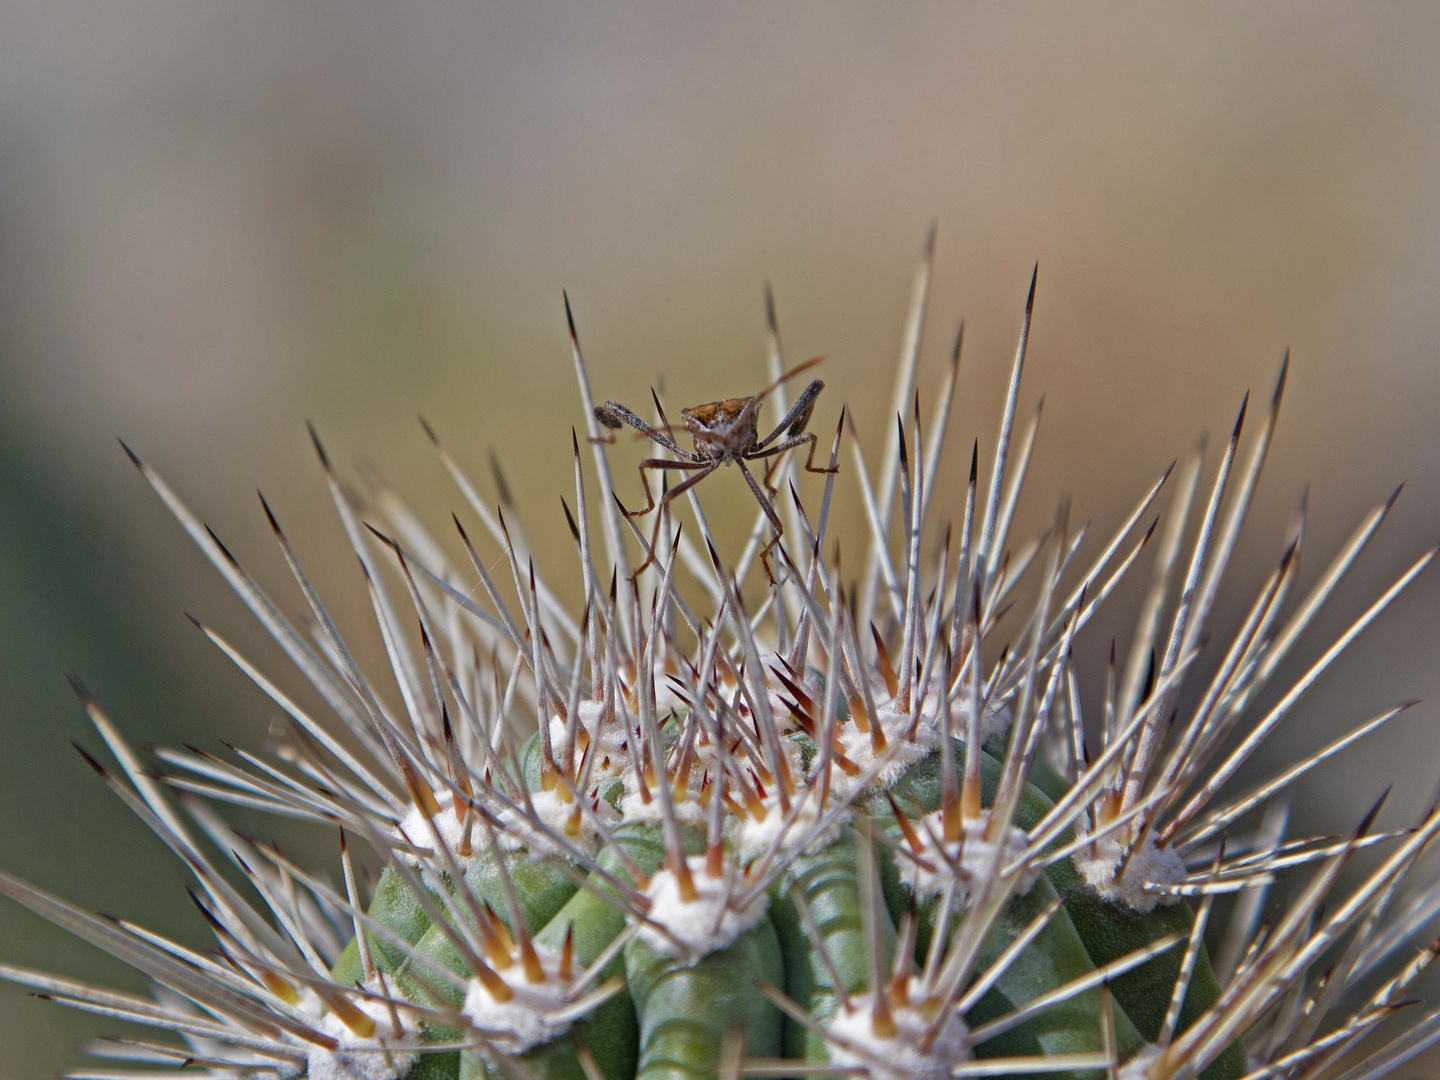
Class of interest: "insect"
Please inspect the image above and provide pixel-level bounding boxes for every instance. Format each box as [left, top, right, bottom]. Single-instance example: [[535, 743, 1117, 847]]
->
[[593, 356, 837, 581]]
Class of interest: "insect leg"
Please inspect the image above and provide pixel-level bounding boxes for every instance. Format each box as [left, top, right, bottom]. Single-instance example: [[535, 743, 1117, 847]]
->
[[751, 432, 840, 476], [738, 461, 787, 584], [621, 459, 710, 520], [756, 434, 798, 495], [761, 452, 783, 497], [631, 461, 719, 580], [754, 378, 825, 450]]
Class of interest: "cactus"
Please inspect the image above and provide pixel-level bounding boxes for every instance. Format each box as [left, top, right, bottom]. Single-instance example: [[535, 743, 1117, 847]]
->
[[3, 237, 1439, 1080]]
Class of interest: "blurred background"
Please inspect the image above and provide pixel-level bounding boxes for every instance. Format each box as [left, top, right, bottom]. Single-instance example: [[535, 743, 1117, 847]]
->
[[3, 3, 1440, 1074]]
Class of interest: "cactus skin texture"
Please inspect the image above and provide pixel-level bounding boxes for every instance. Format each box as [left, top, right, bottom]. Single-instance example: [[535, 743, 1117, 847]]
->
[[2, 239, 1438, 1080]]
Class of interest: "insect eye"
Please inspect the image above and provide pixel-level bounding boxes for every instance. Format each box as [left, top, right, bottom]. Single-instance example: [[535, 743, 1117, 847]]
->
[[594, 405, 623, 430]]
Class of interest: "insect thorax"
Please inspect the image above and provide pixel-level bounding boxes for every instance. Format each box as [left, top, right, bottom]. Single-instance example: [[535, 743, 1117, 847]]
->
[[681, 397, 759, 461]]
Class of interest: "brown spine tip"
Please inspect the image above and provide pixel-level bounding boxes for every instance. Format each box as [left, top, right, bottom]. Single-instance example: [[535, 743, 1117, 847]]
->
[[519, 929, 545, 985], [890, 967, 911, 1010], [944, 792, 963, 845], [479, 901, 515, 966], [306, 421, 332, 472], [1231, 392, 1250, 443], [871, 624, 899, 699], [672, 849, 699, 904], [887, 795, 926, 858], [869, 706, 889, 756], [559, 925, 574, 982], [740, 776, 767, 822], [960, 770, 982, 824], [328, 996, 378, 1039], [561, 497, 582, 544], [403, 765, 443, 820], [870, 987, 898, 1039], [563, 290, 578, 341], [117, 437, 144, 470], [1272, 348, 1290, 410], [64, 673, 94, 706], [489, 451, 515, 509], [848, 693, 871, 734], [706, 837, 725, 880], [473, 959, 515, 1002]]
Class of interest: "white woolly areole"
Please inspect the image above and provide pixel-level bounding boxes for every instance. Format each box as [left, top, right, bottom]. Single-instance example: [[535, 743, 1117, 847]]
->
[[733, 781, 850, 860], [305, 977, 419, 1080], [827, 996, 969, 1080], [293, 986, 327, 1019], [618, 729, 802, 831], [496, 786, 616, 857], [548, 700, 632, 781], [461, 944, 575, 1053], [834, 701, 936, 793], [889, 678, 1013, 746], [1116, 1044, 1164, 1080], [395, 793, 477, 869], [636, 855, 769, 957], [912, 677, 1013, 747], [898, 811, 1037, 903], [1072, 830, 1186, 913], [974, 700, 1013, 743], [619, 782, 710, 828]]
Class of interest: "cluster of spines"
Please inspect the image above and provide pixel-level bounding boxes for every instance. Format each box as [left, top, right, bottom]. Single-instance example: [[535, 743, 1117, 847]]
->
[[0, 231, 1437, 1080]]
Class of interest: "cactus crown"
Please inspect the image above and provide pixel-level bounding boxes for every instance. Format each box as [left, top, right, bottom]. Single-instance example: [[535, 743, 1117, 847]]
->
[[2, 237, 1438, 1080]]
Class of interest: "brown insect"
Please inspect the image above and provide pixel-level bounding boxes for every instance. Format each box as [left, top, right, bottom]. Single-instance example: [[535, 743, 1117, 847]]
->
[[593, 356, 837, 581]]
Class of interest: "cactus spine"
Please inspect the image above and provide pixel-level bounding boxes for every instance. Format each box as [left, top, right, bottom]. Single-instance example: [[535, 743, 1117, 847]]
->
[[3, 237, 1438, 1080]]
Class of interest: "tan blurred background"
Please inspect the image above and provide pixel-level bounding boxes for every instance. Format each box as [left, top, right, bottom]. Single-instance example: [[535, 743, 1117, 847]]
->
[[3, 3, 1440, 1074]]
